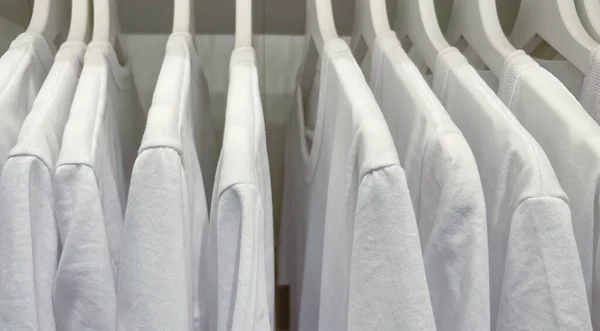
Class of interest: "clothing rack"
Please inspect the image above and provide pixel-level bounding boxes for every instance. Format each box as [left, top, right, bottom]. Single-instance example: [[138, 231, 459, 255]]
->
[[2, 0, 600, 330]]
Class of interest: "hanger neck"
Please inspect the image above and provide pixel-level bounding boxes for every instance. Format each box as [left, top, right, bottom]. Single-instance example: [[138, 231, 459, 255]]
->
[[575, 0, 600, 42], [297, 0, 338, 111], [26, 0, 68, 48], [66, 0, 92, 43], [173, 0, 195, 35], [306, 0, 338, 54], [351, 0, 391, 53], [235, 0, 252, 48], [445, 0, 515, 77], [509, 0, 597, 73], [394, 0, 450, 70], [92, 0, 127, 65]]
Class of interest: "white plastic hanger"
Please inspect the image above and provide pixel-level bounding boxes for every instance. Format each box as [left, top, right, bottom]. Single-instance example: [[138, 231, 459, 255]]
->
[[235, 0, 252, 48], [574, 0, 600, 43], [66, 0, 92, 43], [306, 0, 338, 54], [297, 0, 339, 95], [509, 0, 597, 73], [444, 0, 515, 78], [92, 0, 127, 64], [350, 0, 390, 52], [26, 0, 68, 46], [173, 0, 195, 35], [92, 0, 119, 45], [394, 0, 451, 70]]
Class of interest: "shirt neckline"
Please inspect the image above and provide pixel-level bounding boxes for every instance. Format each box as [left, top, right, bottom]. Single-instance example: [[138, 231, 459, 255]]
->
[[85, 41, 133, 91], [11, 32, 55, 73], [293, 38, 352, 182], [294, 85, 322, 183]]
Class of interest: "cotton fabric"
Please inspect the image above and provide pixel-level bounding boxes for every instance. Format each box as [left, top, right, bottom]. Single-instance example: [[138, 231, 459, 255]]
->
[[580, 46, 600, 123], [431, 47, 591, 330], [278, 38, 436, 331], [530, 46, 600, 125], [0, 41, 85, 331], [476, 49, 600, 330], [208, 47, 274, 331], [363, 32, 489, 331], [0, 32, 53, 172], [117, 33, 217, 331], [53, 42, 145, 331]]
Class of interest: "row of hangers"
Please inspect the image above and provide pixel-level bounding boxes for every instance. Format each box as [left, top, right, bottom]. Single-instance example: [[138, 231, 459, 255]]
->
[[23, 0, 253, 65], [308, 0, 600, 106], [22, 0, 600, 87], [352, 0, 600, 76]]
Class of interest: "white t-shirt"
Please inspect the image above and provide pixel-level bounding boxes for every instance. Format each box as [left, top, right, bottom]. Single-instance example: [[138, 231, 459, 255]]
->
[[364, 32, 489, 331], [53, 41, 146, 331], [475, 49, 600, 330], [117, 33, 217, 331], [208, 47, 274, 331], [432, 47, 591, 330], [529, 46, 600, 124], [0, 32, 53, 172], [278, 38, 436, 331], [0, 41, 85, 331]]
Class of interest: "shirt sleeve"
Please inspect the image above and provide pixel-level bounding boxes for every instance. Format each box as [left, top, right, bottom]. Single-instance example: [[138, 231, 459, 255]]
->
[[347, 165, 437, 331], [53, 164, 117, 331], [0, 157, 55, 330], [117, 148, 193, 331], [497, 197, 592, 330], [421, 134, 490, 331], [210, 184, 271, 331]]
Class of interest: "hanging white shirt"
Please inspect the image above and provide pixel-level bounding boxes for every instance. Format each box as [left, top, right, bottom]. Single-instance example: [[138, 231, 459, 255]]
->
[[53, 41, 146, 331], [0, 32, 53, 172], [529, 46, 600, 124], [208, 47, 274, 331], [278, 38, 436, 331], [117, 33, 217, 331], [474, 49, 600, 330], [431, 47, 591, 331], [0, 41, 85, 331], [363, 32, 489, 331]]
